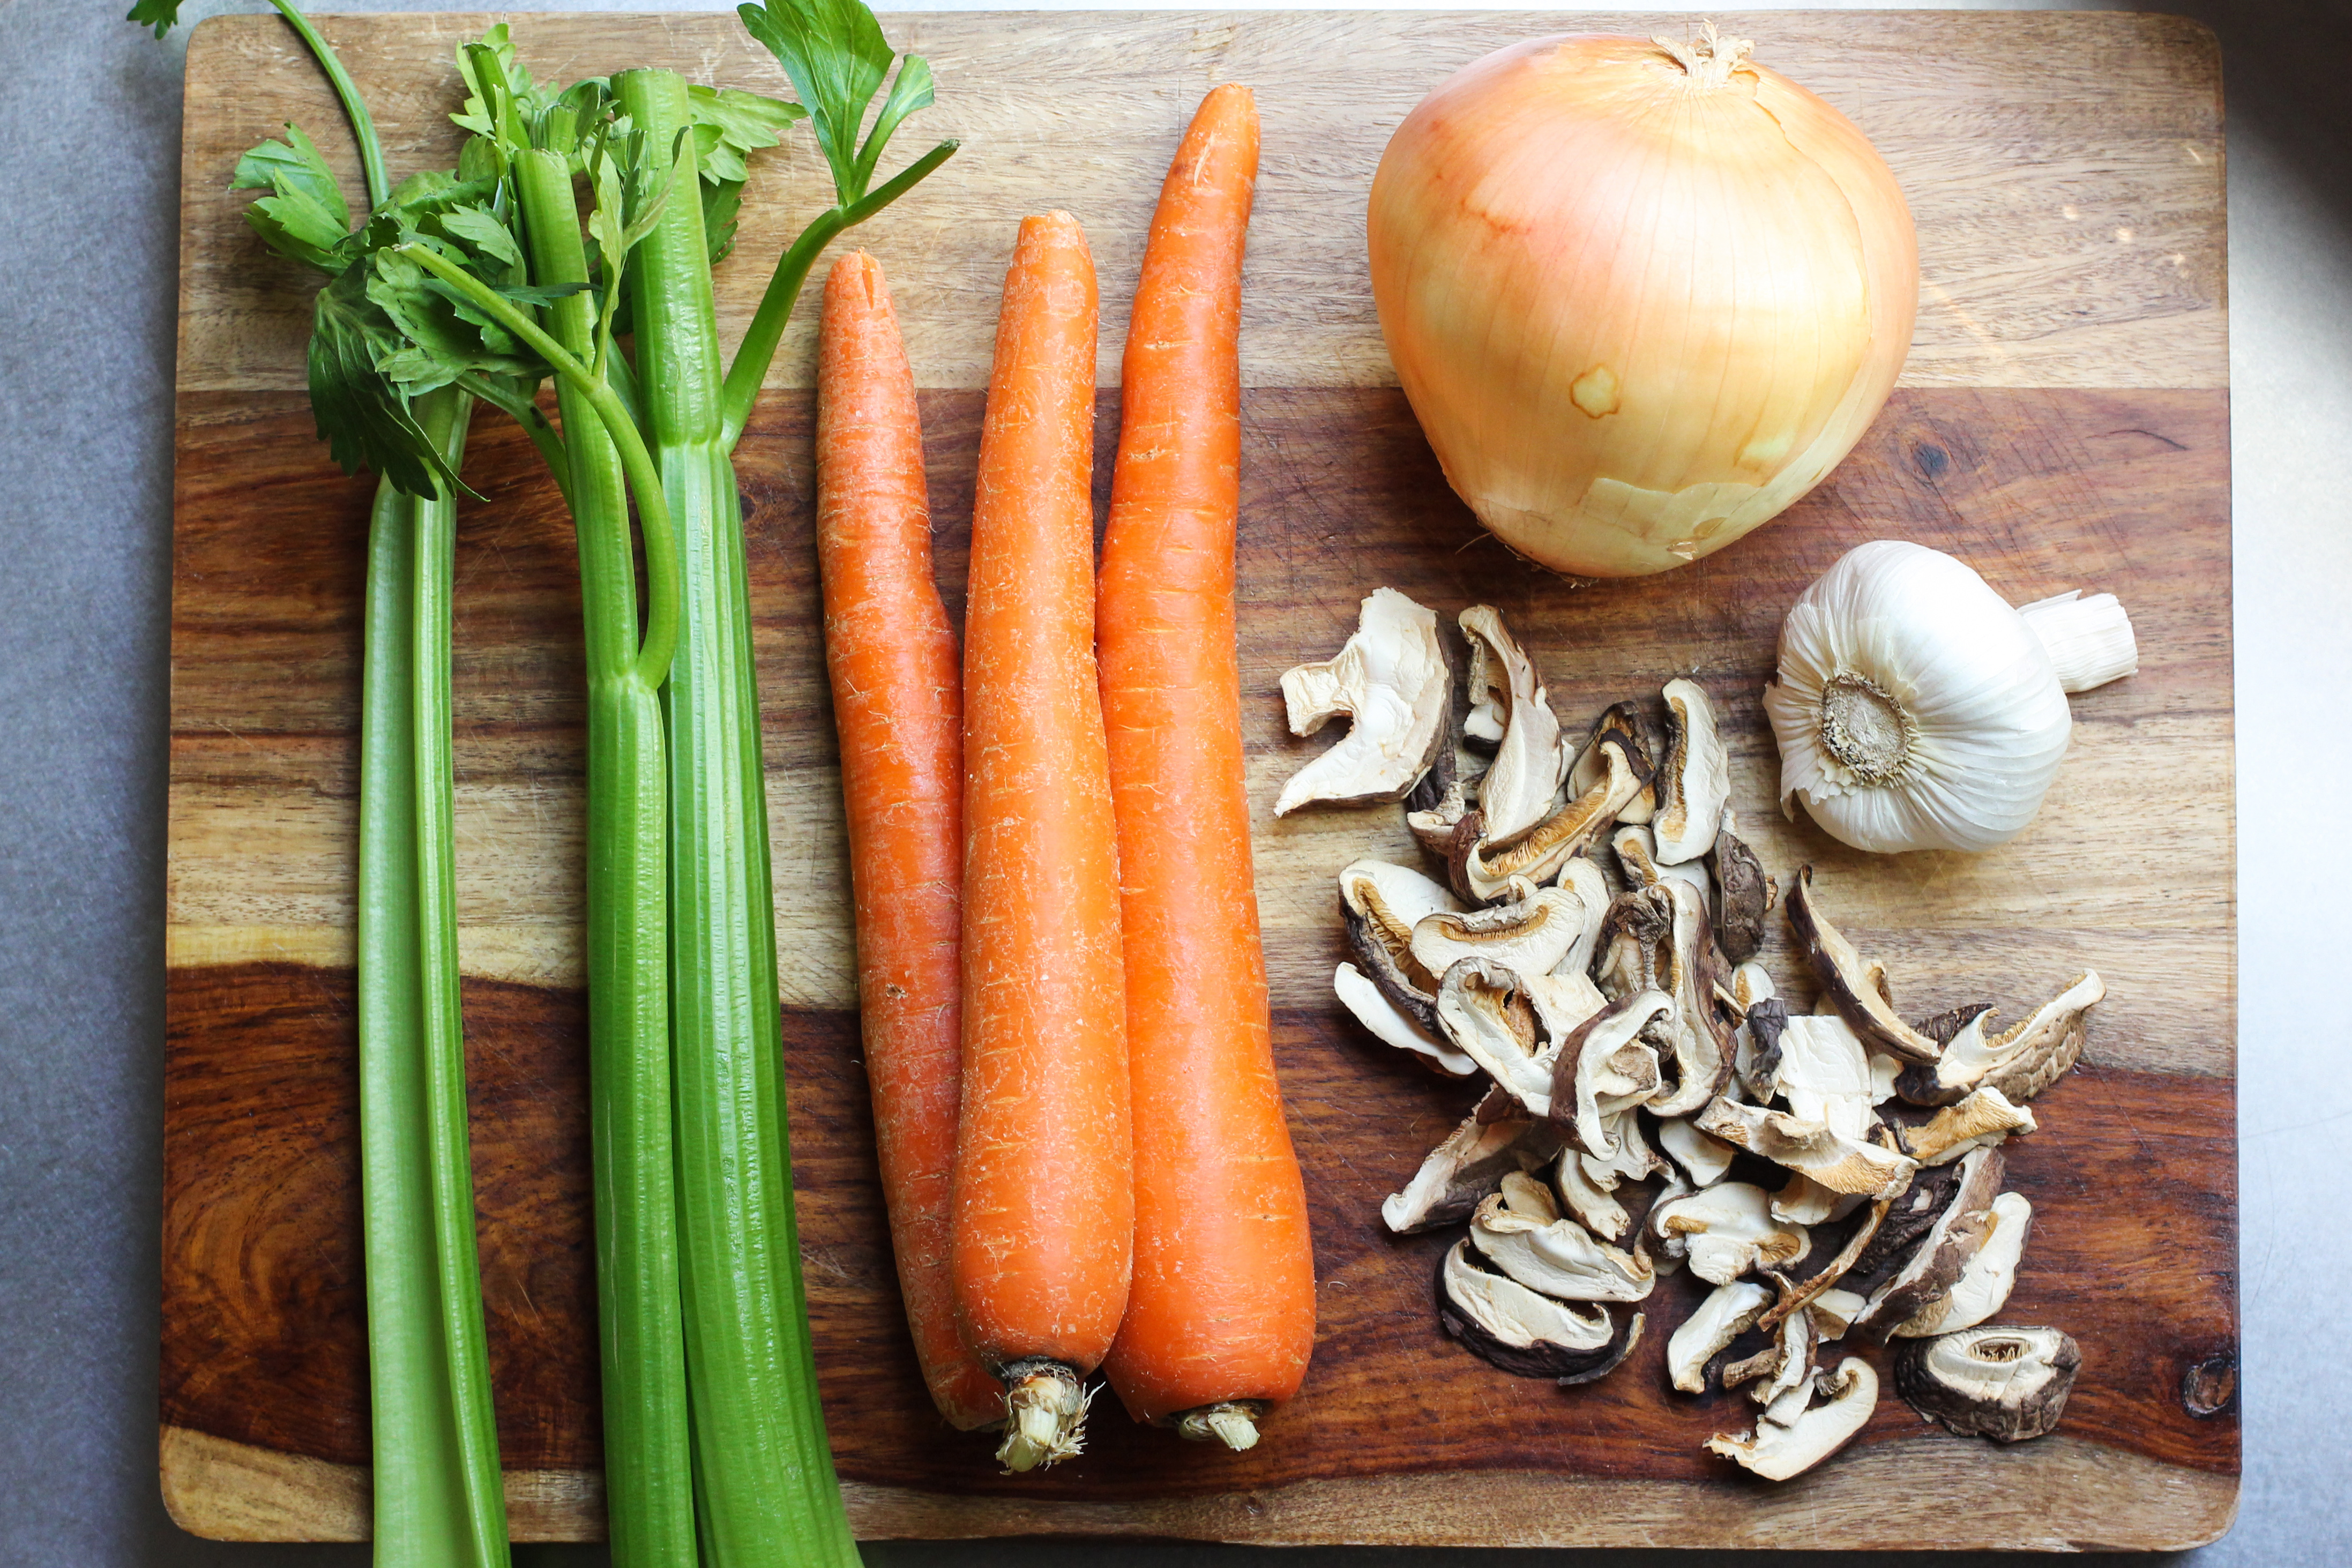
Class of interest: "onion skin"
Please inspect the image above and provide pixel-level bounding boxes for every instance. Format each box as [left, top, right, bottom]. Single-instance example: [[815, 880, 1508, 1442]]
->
[[1370, 34, 1918, 577]]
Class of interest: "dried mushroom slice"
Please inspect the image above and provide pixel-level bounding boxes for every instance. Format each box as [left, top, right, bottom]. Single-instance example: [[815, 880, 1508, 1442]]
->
[[1766, 1014, 1877, 1140], [1547, 989, 1671, 1154], [1696, 1097, 1919, 1199], [1437, 1240, 1643, 1383], [1410, 876, 1599, 982], [1810, 1287, 1869, 1340], [1850, 1146, 2005, 1336], [1653, 678, 1731, 864], [1610, 822, 1712, 914], [1458, 606, 1567, 846], [1275, 588, 1451, 815], [1333, 962, 1478, 1078], [1457, 735, 1640, 900], [1570, 701, 1659, 825], [1705, 1358, 1878, 1481], [1735, 995, 1789, 1100], [1894, 1326, 2080, 1442], [1593, 884, 1675, 1000], [1645, 881, 1739, 1119], [1710, 830, 1776, 965], [1380, 1110, 1558, 1234], [1435, 958, 1567, 1117], [1652, 1182, 1810, 1286], [1337, 858, 1459, 1030], [1469, 1184, 1655, 1303], [1552, 1146, 1635, 1245], [1895, 972, 2104, 1107], [1785, 867, 1944, 1065], [1668, 1280, 1772, 1392], [1736, 1306, 1819, 1414], [1772, 1172, 1860, 1227], [1893, 1191, 2031, 1338], [1895, 1086, 2037, 1166], [1657, 1114, 1736, 1187]]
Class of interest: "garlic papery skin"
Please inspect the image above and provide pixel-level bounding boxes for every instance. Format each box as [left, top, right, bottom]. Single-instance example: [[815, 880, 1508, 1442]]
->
[[1367, 28, 1917, 578], [1764, 541, 2136, 855]]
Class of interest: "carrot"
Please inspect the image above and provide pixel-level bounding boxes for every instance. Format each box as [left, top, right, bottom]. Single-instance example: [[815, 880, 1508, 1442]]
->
[[815, 251, 1004, 1435], [1096, 85, 1316, 1450], [951, 211, 1132, 1471]]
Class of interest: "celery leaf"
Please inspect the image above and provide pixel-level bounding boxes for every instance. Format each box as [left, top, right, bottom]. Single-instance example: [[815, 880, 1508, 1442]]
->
[[737, 0, 934, 204], [126, 0, 183, 39]]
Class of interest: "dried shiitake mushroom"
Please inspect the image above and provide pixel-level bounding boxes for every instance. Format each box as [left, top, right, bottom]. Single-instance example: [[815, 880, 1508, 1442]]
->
[[1276, 588, 1451, 814], [1893, 1325, 2080, 1442]]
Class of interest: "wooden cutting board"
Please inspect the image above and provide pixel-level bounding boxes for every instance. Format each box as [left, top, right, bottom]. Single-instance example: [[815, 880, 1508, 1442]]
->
[[162, 9, 2236, 1550]]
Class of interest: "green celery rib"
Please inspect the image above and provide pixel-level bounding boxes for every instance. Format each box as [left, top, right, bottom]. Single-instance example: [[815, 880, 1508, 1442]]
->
[[614, 66, 861, 1568], [357, 384, 512, 1568], [513, 146, 697, 1568]]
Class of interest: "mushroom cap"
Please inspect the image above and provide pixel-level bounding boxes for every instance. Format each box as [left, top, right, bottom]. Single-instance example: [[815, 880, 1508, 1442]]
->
[[1710, 831, 1775, 965], [1276, 587, 1451, 814], [1898, 1086, 2037, 1166], [1460, 736, 1639, 899], [1894, 1325, 2080, 1442], [1570, 700, 1660, 824], [1339, 857, 1460, 1027], [1645, 882, 1740, 1119], [1898, 971, 2104, 1107]]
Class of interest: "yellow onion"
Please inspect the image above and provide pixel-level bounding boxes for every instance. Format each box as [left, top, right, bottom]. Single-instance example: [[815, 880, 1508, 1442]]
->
[[1369, 27, 1917, 577]]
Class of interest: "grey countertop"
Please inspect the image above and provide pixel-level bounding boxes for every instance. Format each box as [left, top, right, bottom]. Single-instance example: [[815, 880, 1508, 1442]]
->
[[3, 1, 2346, 1563]]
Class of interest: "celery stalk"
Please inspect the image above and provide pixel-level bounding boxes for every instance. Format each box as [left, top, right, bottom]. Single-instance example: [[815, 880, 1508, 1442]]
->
[[513, 146, 697, 1568], [615, 66, 860, 1568], [356, 385, 512, 1568]]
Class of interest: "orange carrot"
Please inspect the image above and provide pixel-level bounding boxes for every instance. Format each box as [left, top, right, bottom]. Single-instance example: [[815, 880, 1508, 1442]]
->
[[950, 211, 1132, 1471], [815, 251, 1004, 1435], [1096, 86, 1315, 1450]]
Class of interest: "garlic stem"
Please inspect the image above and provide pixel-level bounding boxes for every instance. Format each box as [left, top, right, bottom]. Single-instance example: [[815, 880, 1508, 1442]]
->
[[2017, 591, 2139, 694]]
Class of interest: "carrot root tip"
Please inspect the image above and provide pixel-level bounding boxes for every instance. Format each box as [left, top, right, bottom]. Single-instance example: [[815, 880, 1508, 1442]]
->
[[995, 1363, 1091, 1472], [1174, 1400, 1266, 1453]]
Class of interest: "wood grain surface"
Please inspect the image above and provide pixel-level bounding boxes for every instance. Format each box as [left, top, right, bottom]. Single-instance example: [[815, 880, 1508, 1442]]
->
[[163, 9, 2236, 1550]]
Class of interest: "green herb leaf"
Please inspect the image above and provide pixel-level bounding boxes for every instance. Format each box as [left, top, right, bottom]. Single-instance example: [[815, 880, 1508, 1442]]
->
[[737, 0, 934, 204], [850, 52, 932, 195], [307, 264, 463, 496], [439, 204, 525, 268], [233, 125, 358, 273], [125, 0, 183, 39], [453, 25, 559, 145]]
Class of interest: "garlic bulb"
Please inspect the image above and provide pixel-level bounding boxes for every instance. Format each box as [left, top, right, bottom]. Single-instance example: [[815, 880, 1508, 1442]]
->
[[1764, 541, 2137, 854]]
